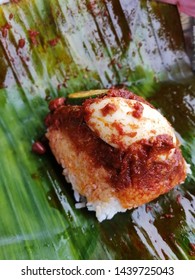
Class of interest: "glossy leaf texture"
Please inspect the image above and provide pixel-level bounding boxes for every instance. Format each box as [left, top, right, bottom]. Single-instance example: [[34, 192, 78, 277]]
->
[[0, 0, 194, 259]]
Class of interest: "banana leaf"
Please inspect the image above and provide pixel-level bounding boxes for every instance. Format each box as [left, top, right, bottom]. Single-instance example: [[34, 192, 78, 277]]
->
[[0, 0, 194, 260]]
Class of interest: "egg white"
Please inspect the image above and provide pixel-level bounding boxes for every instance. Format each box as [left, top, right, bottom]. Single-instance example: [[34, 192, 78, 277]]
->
[[84, 97, 176, 150]]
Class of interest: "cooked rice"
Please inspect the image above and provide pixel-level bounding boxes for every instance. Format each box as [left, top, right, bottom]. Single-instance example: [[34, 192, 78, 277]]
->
[[63, 167, 126, 222]]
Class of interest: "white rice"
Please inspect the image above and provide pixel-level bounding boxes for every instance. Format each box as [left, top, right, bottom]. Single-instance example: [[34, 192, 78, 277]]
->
[[62, 168, 126, 222], [186, 162, 192, 175], [86, 198, 127, 222]]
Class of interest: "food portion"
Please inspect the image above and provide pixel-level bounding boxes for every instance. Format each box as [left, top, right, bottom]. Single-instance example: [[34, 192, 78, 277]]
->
[[45, 88, 188, 222]]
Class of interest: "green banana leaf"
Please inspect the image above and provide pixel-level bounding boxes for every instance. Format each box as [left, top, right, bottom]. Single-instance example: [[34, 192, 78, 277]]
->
[[0, 0, 194, 260]]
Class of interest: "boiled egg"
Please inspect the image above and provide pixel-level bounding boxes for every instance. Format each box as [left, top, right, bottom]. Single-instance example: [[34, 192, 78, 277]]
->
[[84, 97, 176, 150]]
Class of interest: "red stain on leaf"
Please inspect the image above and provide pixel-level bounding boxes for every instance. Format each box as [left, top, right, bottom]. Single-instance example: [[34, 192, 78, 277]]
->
[[0, 23, 12, 38], [18, 38, 25, 48], [9, 13, 14, 20], [11, 0, 21, 3], [189, 243, 195, 256], [48, 38, 59, 47], [28, 30, 39, 46]]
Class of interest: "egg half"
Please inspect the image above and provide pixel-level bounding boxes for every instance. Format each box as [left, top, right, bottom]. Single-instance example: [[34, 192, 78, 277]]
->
[[84, 97, 176, 150]]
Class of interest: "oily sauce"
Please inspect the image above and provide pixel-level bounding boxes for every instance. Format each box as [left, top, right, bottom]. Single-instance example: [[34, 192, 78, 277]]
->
[[47, 89, 186, 197]]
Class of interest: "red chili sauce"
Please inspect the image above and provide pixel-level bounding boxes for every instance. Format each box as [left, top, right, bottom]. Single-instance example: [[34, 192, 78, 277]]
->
[[48, 105, 185, 192], [0, 23, 12, 38], [18, 38, 25, 48], [48, 38, 59, 47], [28, 30, 39, 45], [132, 102, 144, 118], [101, 103, 117, 116], [106, 88, 154, 108]]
